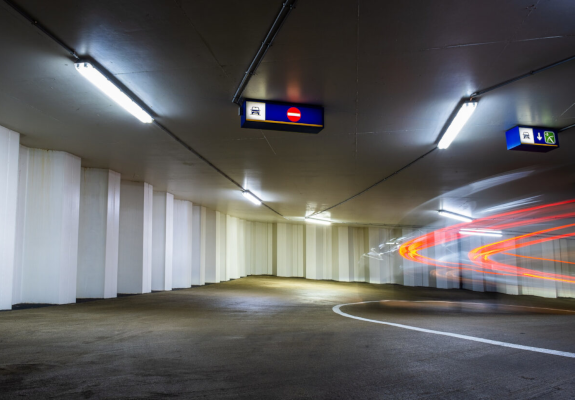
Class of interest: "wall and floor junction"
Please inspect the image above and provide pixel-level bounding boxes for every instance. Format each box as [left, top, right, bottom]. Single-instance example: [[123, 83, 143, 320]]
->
[[1, 125, 573, 311]]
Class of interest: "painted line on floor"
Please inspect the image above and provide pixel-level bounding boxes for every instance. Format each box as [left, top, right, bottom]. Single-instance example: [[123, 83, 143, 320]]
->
[[332, 300, 575, 359]]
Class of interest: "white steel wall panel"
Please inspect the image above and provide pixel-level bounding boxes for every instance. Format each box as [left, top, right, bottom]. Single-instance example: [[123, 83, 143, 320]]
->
[[143, 183, 153, 293], [172, 200, 193, 289], [16, 148, 81, 305], [105, 171, 121, 298], [557, 239, 575, 298], [254, 222, 268, 275], [338, 227, 350, 282], [77, 168, 120, 299], [191, 205, 204, 285], [226, 216, 239, 280], [0, 126, 19, 310], [118, 181, 153, 294], [217, 211, 227, 281], [368, 228, 385, 284], [245, 222, 253, 275], [402, 228, 416, 287], [432, 230, 450, 289], [267, 223, 273, 275], [276, 223, 288, 277], [203, 207, 218, 283], [238, 219, 246, 277], [152, 192, 174, 291], [305, 225, 318, 279], [12, 146, 29, 305]]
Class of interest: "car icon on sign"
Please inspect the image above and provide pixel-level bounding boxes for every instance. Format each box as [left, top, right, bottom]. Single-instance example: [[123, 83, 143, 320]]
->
[[523, 132, 530, 139], [251, 106, 260, 115]]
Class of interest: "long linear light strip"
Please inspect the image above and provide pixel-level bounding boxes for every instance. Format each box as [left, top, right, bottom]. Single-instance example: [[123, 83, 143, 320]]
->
[[437, 101, 477, 149], [438, 210, 474, 223], [2, 1, 291, 218], [459, 229, 503, 238], [76, 61, 275, 210], [305, 217, 332, 226], [11, 0, 575, 225], [75, 62, 153, 123], [462, 228, 503, 234], [242, 191, 262, 206], [75, 60, 274, 210]]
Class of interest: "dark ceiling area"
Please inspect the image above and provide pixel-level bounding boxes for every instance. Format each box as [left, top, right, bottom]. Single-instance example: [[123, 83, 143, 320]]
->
[[1, 0, 574, 227]]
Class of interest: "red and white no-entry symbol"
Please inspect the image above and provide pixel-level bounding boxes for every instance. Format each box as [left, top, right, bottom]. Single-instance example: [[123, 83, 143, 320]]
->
[[287, 107, 301, 122]]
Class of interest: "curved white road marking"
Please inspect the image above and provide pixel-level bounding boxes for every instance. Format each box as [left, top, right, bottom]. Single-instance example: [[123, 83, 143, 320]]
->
[[333, 300, 575, 359]]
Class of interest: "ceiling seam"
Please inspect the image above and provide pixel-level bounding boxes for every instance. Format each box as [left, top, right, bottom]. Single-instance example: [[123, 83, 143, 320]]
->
[[308, 147, 438, 218], [172, 0, 231, 81], [2, 0, 285, 219], [310, 51, 575, 219], [261, 131, 277, 156]]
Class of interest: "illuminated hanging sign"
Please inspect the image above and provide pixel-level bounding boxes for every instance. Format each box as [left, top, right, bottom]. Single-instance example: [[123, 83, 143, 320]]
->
[[241, 99, 324, 134], [505, 126, 559, 153]]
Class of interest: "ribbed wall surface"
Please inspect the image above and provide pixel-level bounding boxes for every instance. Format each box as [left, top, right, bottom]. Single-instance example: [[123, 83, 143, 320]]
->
[[276, 223, 304, 278], [118, 181, 153, 294], [77, 168, 121, 299], [0, 127, 19, 310], [172, 200, 193, 289], [2, 124, 575, 309], [14, 147, 81, 305], [152, 192, 174, 291]]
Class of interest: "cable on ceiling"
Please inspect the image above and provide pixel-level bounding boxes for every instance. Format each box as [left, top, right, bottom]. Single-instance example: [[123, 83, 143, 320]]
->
[[558, 123, 575, 133], [2, 0, 285, 218], [311, 53, 575, 218], [231, 0, 297, 105], [3, 0, 79, 60], [468, 53, 575, 135], [470, 54, 575, 99], [308, 50, 575, 217], [307, 146, 438, 219]]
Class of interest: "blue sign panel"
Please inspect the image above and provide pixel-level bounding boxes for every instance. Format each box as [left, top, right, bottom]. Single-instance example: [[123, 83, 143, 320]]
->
[[241, 99, 324, 134], [505, 126, 559, 153]]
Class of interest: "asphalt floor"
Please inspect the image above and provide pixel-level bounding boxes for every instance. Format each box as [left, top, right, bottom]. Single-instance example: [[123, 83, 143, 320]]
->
[[1, 276, 575, 399]]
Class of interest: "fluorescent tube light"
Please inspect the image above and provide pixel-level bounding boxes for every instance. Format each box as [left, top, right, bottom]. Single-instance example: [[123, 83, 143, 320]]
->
[[438, 210, 473, 223], [75, 62, 153, 123], [438, 101, 477, 149], [459, 228, 502, 238], [305, 217, 331, 226], [242, 190, 261, 205], [461, 228, 502, 234]]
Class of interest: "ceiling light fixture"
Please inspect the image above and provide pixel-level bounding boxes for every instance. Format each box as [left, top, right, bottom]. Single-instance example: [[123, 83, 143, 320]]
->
[[438, 101, 477, 149], [75, 62, 154, 123], [242, 190, 262, 206], [438, 210, 474, 223], [459, 228, 503, 238], [305, 217, 332, 226]]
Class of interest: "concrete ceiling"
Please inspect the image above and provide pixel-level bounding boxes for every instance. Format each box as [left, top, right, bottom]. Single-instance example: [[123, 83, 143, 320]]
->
[[1, 0, 574, 227]]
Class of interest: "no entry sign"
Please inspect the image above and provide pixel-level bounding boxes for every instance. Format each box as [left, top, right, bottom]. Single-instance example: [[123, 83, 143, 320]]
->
[[287, 107, 301, 122], [241, 99, 323, 134]]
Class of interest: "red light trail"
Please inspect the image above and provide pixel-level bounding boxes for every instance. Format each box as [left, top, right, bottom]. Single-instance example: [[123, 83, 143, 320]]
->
[[399, 199, 575, 285]]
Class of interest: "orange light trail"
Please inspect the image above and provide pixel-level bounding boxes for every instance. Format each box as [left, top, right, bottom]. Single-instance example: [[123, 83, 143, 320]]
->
[[501, 253, 575, 265], [399, 199, 575, 285]]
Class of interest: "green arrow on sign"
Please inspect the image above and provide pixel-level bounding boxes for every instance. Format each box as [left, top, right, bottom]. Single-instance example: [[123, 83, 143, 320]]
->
[[544, 131, 556, 144]]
